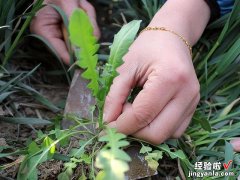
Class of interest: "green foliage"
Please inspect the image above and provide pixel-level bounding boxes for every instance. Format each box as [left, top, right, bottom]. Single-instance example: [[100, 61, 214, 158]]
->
[[140, 144, 163, 171], [95, 128, 131, 180], [99, 20, 141, 101], [17, 130, 80, 180], [58, 158, 82, 180], [1, 0, 44, 66], [158, 144, 186, 160], [69, 9, 100, 96], [97, 20, 141, 126], [0, 65, 60, 114]]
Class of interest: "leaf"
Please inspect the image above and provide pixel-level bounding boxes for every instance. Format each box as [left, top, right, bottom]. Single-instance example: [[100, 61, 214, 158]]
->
[[28, 34, 71, 85], [192, 111, 212, 132], [42, 136, 56, 154], [58, 172, 70, 180], [28, 141, 40, 155], [69, 9, 99, 96], [100, 20, 141, 101], [96, 170, 105, 180], [0, 117, 52, 125], [20, 131, 79, 180], [140, 145, 152, 154], [0, 150, 27, 158], [78, 171, 87, 180], [0, 91, 16, 103], [2, 0, 44, 66], [144, 157, 159, 171], [99, 128, 131, 161], [18, 82, 60, 112], [224, 141, 234, 172], [158, 144, 186, 160], [81, 153, 91, 164], [216, 37, 240, 74], [69, 136, 96, 158], [140, 144, 162, 171], [96, 128, 131, 179], [95, 150, 129, 180], [150, 150, 163, 160], [219, 98, 240, 117]]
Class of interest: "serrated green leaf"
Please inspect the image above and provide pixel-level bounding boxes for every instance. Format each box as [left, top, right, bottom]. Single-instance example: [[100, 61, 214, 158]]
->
[[81, 153, 91, 164], [148, 150, 163, 161], [99, 128, 130, 151], [96, 128, 131, 179], [99, 20, 141, 102], [69, 9, 99, 96], [140, 145, 152, 154], [95, 150, 129, 180], [144, 157, 159, 171], [96, 170, 105, 180]]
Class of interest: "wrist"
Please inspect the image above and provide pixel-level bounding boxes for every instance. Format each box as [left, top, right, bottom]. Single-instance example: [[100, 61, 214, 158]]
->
[[149, 0, 210, 45]]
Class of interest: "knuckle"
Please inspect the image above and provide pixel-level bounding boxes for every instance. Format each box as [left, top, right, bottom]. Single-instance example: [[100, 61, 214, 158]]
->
[[189, 80, 200, 97], [165, 66, 190, 85], [174, 67, 190, 83], [149, 133, 168, 145], [132, 108, 154, 128], [105, 95, 114, 105], [87, 3, 95, 12]]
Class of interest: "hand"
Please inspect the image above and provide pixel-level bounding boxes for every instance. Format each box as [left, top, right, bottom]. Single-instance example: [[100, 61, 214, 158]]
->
[[231, 139, 240, 152], [30, 0, 100, 64], [103, 0, 210, 144], [103, 31, 200, 144]]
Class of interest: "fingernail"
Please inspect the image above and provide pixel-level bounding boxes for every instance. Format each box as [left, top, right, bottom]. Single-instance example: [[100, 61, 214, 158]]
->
[[103, 113, 106, 122], [95, 122, 99, 129], [108, 122, 116, 129], [103, 113, 108, 122], [230, 138, 240, 151], [99, 130, 107, 137]]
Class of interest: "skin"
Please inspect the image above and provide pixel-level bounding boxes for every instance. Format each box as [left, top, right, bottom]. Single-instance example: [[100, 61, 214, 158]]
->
[[104, 0, 206, 144], [30, 0, 240, 151], [30, 0, 100, 64]]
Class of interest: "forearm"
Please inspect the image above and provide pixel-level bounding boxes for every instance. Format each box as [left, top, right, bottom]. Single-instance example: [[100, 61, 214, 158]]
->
[[149, 0, 210, 45]]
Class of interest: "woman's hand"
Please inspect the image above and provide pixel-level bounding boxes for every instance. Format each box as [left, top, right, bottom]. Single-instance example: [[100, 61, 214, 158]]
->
[[103, 0, 210, 144], [30, 0, 100, 64], [104, 31, 200, 144]]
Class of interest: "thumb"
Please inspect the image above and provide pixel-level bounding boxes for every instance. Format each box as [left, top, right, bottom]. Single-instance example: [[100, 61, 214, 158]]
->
[[103, 65, 136, 123]]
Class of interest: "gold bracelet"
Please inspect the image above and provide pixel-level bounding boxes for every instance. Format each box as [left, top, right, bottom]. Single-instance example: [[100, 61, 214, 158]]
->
[[140, 27, 192, 57]]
